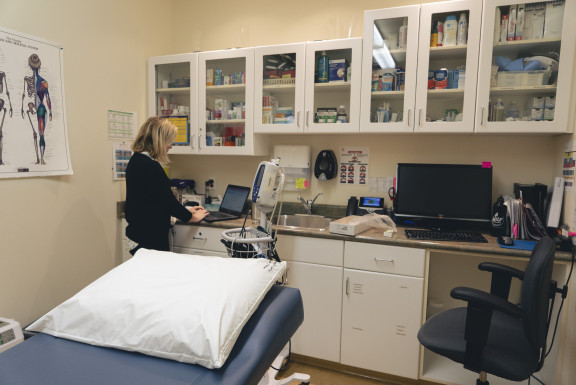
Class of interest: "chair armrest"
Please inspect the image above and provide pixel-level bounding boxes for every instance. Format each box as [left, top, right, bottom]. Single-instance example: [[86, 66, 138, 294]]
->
[[478, 262, 525, 300], [478, 262, 525, 280], [451, 287, 523, 319]]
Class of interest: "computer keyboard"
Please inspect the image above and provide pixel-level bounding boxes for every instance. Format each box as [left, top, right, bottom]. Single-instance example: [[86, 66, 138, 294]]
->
[[405, 229, 488, 243]]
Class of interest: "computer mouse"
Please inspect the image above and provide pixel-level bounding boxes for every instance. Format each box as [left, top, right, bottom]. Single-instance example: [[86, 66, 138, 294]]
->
[[497, 236, 514, 246]]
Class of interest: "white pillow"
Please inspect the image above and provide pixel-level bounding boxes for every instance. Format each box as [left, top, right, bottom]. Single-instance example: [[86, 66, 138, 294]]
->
[[26, 249, 286, 369]]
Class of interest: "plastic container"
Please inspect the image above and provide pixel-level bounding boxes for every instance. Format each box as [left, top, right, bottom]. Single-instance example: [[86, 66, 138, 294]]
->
[[437, 21, 444, 46], [457, 13, 468, 45], [443, 15, 458, 46], [494, 98, 505, 121], [317, 51, 329, 83], [337, 105, 347, 123], [398, 18, 408, 49], [506, 101, 520, 120]]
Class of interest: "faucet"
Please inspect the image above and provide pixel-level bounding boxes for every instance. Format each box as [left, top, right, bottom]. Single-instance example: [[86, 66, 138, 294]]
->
[[298, 193, 323, 215]]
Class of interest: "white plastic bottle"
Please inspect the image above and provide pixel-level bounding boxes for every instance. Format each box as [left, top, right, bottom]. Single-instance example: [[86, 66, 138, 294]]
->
[[443, 15, 457, 46], [398, 18, 408, 49], [457, 13, 468, 45]]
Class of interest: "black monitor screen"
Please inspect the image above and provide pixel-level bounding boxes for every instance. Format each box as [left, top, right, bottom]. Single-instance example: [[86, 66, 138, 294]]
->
[[394, 163, 493, 227]]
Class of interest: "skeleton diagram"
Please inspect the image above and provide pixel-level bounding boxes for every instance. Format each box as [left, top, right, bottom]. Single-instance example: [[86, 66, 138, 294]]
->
[[0, 71, 13, 165], [21, 54, 51, 165]]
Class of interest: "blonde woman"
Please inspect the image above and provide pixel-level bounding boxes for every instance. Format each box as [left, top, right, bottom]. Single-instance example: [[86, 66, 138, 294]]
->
[[125, 117, 208, 255]]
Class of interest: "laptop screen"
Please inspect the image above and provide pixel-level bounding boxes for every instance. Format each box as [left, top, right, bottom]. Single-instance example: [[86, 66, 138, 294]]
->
[[219, 185, 250, 215]]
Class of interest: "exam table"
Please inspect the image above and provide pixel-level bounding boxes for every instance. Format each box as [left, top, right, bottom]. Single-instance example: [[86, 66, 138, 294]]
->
[[0, 285, 304, 385]]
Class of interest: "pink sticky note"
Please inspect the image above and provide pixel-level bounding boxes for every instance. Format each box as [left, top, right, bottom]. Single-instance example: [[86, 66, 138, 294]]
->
[[482, 162, 492, 168]]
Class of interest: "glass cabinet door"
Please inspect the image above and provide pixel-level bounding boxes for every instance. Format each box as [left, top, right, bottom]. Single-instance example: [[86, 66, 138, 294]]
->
[[305, 38, 362, 134], [147, 53, 197, 154], [476, 0, 576, 133], [415, 0, 481, 133], [361, 6, 420, 133], [254, 43, 306, 134], [198, 48, 256, 155]]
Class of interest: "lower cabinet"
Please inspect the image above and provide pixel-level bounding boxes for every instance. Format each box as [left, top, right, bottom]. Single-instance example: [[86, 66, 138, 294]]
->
[[277, 234, 425, 380]]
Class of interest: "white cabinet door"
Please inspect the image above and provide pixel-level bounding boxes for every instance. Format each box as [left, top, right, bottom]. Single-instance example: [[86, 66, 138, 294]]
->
[[148, 53, 199, 154], [475, 0, 576, 133], [415, 0, 482, 132], [198, 48, 269, 155], [254, 43, 306, 134], [286, 260, 343, 362], [304, 38, 362, 133], [361, 6, 420, 133], [341, 268, 424, 379]]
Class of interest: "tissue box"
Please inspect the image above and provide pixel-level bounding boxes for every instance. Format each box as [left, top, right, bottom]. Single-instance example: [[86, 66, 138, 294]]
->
[[329, 216, 371, 236]]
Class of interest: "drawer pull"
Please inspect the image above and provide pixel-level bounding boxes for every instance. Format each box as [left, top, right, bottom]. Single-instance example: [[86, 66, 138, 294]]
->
[[346, 277, 350, 296], [192, 236, 207, 241], [375, 257, 394, 263]]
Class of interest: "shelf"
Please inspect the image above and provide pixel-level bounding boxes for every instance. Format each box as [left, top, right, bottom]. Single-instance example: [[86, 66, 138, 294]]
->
[[314, 82, 351, 92], [429, 45, 468, 60], [427, 88, 464, 95], [492, 38, 561, 56], [156, 87, 190, 94], [371, 90, 405, 99], [206, 84, 246, 95], [206, 119, 245, 124], [490, 85, 557, 95], [263, 83, 296, 94]]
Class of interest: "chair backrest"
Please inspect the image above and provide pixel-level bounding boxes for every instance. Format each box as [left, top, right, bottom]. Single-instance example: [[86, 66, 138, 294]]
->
[[521, 236, 555, 348]]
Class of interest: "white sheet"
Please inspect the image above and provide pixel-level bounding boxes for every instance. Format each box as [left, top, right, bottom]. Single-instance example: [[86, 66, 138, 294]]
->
[[27, 249, 286, 368]]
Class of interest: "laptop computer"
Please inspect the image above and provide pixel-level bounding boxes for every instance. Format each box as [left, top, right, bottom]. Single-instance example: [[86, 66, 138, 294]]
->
[[202, 184, 251, 223]]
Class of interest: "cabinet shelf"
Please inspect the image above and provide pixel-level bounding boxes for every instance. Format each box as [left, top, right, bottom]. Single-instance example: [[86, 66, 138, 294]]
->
[[489, 85, 557, 95], [429, 45, 468, 60], [371, 90, 405, 99], [206, 119, 245, 124], [314, 82, 351, 92], [156, 87, 190, 94], [427, 88, 464, 95], [492, 38, 561, 56], [206, 84, 245, 95], [262, 83, 296, 94]]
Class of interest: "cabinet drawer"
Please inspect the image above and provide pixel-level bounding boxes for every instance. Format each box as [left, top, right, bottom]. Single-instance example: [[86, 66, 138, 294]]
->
[[276, 235, 344, 266], [173, 225, 227, 253], [344, 242, 425, 277]]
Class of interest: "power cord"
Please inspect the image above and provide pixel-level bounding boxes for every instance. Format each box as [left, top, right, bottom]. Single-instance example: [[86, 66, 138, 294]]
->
[[270, 340, 292, 371]]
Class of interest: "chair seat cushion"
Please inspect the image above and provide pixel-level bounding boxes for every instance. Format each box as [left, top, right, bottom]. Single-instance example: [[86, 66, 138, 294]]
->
[[418, 307, 540, 381]]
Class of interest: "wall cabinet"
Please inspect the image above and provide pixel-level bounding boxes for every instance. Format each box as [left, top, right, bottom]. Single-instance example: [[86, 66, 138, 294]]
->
[[362, 1, 482, 133], [475, 0, 576, 133], [148, 53, 198, 154]]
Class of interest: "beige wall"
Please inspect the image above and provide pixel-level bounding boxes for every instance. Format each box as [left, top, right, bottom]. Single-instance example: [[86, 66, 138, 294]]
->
[[0, 0, 172, 325], [0, 0, 573, 328]]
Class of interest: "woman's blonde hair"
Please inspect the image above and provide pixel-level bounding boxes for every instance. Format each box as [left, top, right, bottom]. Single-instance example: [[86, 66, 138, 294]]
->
[[132, 117, 177, 164]]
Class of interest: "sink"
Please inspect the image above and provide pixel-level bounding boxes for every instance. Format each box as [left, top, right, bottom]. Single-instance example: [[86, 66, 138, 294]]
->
[[275, 214, 331, 231]]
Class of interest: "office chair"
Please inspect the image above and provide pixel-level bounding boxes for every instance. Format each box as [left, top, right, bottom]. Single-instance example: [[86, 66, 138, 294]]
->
[[418, 236, 557, 385]]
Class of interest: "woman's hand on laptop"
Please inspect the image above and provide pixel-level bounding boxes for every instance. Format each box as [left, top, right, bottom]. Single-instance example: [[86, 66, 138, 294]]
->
[[188, 206, 210, 223]]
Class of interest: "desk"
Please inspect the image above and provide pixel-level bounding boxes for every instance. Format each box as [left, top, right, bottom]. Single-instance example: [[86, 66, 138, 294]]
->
[[171, 220, 575, 385]]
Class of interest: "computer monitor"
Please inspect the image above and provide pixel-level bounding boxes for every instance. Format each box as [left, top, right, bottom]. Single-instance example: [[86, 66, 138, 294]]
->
[[393, 163, 493, 231]]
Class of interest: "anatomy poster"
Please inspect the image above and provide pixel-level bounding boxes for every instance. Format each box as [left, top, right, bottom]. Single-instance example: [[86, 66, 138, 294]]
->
[[339, 147, 369, 185], [0, 27, 72, 178]]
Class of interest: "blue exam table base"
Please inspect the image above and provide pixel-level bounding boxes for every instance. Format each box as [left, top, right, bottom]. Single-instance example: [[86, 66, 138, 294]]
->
[[0, 285, 304, 385]]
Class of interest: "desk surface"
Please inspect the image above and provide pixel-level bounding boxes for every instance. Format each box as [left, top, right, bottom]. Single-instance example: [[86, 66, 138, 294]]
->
[[176, 218, 573, 262]]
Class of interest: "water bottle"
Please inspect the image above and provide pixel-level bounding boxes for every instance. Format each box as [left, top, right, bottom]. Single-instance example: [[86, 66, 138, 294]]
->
[[317, 51, 329, 83], [457, 13, 468, 45]]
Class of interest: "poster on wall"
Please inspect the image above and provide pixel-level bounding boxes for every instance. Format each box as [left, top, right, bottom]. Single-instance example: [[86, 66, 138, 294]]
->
[[0, 27, 72, 178], [339, 147, 369, 185], [112, 141, 133, 181]]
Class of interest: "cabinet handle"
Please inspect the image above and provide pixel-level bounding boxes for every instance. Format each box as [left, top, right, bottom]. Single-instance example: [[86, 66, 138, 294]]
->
[[408, 108, 412, 128], [306, 110, 310, 127], [297, 111, 301, 127], [198, 133, 204, 149], [418, 108, 422, 127], [375, 257, 394, 263], [346, 277, 350, 296], [481, 105, 486, 126]]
